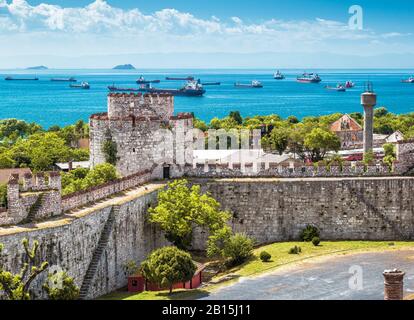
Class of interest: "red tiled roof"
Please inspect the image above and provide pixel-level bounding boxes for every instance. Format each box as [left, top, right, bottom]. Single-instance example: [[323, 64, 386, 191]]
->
[[330, 114, 362, 132]]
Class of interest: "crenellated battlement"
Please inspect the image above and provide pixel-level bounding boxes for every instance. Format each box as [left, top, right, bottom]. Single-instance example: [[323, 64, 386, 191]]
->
[[89, 92, 194, 176], [0, 172, 63, 226], [107, 93, 174, 122], [185, 161, 392, 178], [20, 171, 62, 192]]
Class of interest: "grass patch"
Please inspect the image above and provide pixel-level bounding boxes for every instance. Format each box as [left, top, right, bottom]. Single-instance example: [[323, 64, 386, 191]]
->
[[101, 289, 209, 301], [226, 241, 414, 278], [102, 241, 414, 300]]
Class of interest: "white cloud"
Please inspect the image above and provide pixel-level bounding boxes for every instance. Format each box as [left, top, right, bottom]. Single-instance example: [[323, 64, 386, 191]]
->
[[0, 0, 411, 58]]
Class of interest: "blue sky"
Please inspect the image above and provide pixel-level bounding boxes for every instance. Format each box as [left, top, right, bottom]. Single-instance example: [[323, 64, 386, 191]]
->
[[0, 0, 413, 68]]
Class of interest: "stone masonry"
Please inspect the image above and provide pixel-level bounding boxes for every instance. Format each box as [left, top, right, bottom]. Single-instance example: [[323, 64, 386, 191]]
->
[[0, 172, 61, 226], [89, 93, 194, 177], [191, 177, 414, 249], [1, 177, 414, 299]]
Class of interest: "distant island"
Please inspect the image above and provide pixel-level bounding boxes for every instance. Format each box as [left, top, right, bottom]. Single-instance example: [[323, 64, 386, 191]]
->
[[113, 64, 136, 70], [26, 65, 48, 70]]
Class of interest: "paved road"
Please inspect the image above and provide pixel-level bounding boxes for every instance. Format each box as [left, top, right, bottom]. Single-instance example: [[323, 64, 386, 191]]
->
[[201, 250, 414, 300]]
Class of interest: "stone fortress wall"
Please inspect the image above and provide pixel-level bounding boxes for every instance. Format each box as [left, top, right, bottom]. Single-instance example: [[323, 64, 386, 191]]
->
[[1, 176, 414, 299], [1, 92, 414, 299], [192, 177, 414, 249], [0, 186, 167, 299]]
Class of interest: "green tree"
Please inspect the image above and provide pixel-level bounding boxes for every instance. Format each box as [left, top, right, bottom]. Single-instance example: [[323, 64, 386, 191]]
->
[[383, 143, 396, 168], [193, 118, 208, 132], [304, 128, 341, 162], [43, 271, 79, 300], [82, 163, 118, 189], [363, 151, 375, 164], [7, 132, 74, 171], [0, 239, 49, 300], [0, 119, 43, 145], [287, 116, 299, 124], [374, 107, 389, 118], [61, 164, 118, 196], [229, 111, 243, 125], [149, 179, 231, 250], [140, 247, 196, 294], [0, 153, 16, 168], [263, 127, 290, 155]]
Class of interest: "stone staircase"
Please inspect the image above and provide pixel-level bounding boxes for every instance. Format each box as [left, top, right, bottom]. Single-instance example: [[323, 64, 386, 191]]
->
[[343, 181, 410, 240], [79, 205, 118, 300], [22, 193, 45, 224]]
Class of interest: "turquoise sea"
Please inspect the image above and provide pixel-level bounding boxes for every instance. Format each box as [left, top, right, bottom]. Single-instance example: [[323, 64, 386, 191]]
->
[[0, 69, 413, 128]]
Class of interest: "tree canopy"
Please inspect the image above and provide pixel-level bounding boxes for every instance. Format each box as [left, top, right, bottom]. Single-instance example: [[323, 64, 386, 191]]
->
[[140, 246, 196, 294], [61, 163, 118, 195], [149, 179, 231, 250]]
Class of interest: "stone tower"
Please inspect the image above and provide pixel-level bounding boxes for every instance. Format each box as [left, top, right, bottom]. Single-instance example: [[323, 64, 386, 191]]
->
[[361, 83, 377, 154], [89, 93, 194, 177]]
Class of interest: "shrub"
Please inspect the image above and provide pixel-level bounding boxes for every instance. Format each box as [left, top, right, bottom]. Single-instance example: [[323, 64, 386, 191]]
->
[[223, 233, 254, 266], [312, 237, 321, 246], [102, 139, 118, 165], [259, 251, 272, 262], [43, 271, 80, 300], [140, 247, 196, 294], [123, 260, 140, 277], [300, 225, 320, 242], [288, 246, 302, 255]]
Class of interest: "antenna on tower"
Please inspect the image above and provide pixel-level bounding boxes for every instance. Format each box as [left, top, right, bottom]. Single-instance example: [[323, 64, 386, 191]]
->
[[364, 81, 374, 93]]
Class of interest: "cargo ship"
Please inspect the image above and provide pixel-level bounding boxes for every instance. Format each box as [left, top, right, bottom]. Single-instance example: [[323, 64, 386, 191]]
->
[[70, 82, 90, 89], [108, 85, 140, 92], [5, 76, 39, 81], [136, 76, 161, 84], [51, 77, 77, 82], [401, 77, 414, 83], [273, 70, 285, 80], [296, 73, 322, 83], [234, 80, 263, 88], [202, 82, 221, 86], [166, 76, 195, 81], [138, 80, 205, 96], [325, 84, 346, 92]]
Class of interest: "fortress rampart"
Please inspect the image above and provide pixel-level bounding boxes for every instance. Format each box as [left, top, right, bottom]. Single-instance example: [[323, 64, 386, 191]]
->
[[184, 161, 392, 178], [1, 177, 414, 299], [193, 177, 414, 248], [1, 92, 414, 299]]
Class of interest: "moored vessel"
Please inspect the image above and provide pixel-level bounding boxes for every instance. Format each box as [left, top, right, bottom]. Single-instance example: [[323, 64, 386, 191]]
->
[[325, 84, 346, 92], [345, 81, 355, 88], [70, 82, 90, 89], [5, 76, 39, 81], [234, 80, 263, 88], [138, 80, 205, 96], [136, 76, 161, 84], [166, 76, 195, 81], [51, 77, 76, 82], [401, 76, 414, 83], [297, 72, 322, 83], [108, 85, 140, 92], [273, 70, 285, 80]]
